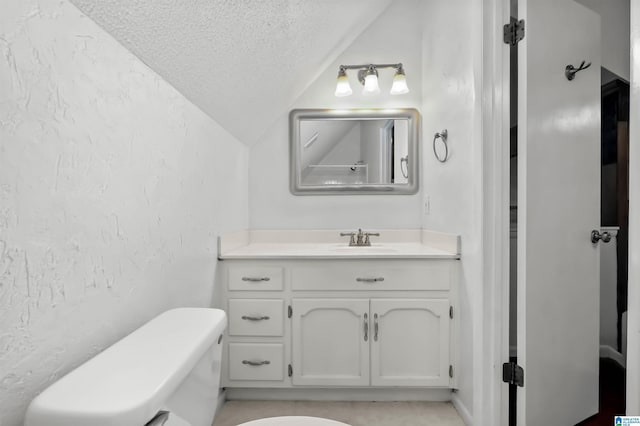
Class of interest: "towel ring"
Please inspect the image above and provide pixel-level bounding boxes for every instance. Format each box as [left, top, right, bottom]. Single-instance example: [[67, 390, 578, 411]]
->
[[433, 129, 449, 163]]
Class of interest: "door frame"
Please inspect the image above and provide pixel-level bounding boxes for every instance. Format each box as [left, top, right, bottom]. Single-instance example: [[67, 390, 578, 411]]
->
[[626, 2, 640, 415], [480, 0, 512, 424], [482, 0, 640, 423]]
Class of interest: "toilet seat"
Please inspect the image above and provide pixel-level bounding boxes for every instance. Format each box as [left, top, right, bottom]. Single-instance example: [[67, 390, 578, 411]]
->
[[237, 416, 350, 426]]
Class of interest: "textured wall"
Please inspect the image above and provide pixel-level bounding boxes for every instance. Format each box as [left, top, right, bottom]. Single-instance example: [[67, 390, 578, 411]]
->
[[0, 1, 248, 424], [249, 0, 424, 230], [67, 0, 394, 145]]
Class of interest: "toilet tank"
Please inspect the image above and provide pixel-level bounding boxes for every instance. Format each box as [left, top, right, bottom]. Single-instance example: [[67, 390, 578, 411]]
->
[[24, 308, 227, 426]]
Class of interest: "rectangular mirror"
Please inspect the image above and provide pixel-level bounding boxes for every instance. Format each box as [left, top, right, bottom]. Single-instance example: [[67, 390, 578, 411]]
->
[[289, 108, 419, 195]]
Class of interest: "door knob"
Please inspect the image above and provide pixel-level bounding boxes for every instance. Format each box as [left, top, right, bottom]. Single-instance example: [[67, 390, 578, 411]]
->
[[591, 230, 612, 244]]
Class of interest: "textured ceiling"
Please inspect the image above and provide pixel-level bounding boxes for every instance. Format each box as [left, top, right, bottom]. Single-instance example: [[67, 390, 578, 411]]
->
[[69, 0, 394, 145]]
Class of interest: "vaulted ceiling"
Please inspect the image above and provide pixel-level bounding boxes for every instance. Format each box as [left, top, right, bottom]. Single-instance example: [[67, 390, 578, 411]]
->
[[69, 0, 394, 145]]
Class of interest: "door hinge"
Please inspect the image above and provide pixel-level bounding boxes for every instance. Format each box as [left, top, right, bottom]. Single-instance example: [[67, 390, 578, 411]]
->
[[503, 19, 525, 46], [288, 364, 293, 377], [502, 361, 524, 387], [449, 365, 454, 378], [288, 305, 292, 318], [449, 306, 454, 319]]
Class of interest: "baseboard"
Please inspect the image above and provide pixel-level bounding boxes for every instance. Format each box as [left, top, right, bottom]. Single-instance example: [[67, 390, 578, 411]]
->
[[225, 387, 453, 402], [600, 344, 626, 368], [451, 393, 473, 426], [216, 388, 226, 415]]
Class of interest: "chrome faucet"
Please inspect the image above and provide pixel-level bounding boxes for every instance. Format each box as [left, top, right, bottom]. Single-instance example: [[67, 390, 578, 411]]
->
[[363, 230, 380, 246], [340, 229, 380, 246], [340, 231, 356, 246]]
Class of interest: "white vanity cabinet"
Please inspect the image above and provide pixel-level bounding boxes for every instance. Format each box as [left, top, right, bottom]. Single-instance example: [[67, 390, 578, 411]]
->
[[291, 298, 450, 387], [220, 258, 458, 391], [369, 298, 450, 387], [291, 299, 370, 386], [223, 264, 288, 386]]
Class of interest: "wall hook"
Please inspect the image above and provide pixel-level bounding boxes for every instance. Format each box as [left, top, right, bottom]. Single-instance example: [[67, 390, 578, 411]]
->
[[565, 60, 591, 81], [433, 129, 449, 163]]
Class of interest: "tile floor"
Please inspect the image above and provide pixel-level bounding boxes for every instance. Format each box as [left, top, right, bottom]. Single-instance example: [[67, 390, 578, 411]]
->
[[212, 400, 465, 426]]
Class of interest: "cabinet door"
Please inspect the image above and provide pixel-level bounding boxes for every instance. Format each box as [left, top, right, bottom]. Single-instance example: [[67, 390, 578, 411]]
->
[[370, 299, 450, 387], [291, 299, 369, 386]]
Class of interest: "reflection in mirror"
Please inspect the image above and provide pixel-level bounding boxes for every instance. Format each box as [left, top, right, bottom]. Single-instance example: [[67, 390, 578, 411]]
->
[[290, 109, 419, 195]]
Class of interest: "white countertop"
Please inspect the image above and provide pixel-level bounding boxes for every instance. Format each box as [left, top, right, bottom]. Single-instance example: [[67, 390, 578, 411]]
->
[[218, 229, 460, 260]]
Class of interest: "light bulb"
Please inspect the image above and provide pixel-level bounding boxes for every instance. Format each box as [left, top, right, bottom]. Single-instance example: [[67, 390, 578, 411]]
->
[[362, 67, 380, 95], [390, 67, 409, 95], [334, 68, 352, 97]]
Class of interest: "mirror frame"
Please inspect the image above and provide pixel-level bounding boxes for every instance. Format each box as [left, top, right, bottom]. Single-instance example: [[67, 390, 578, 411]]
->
[[289, 108, 420, 195]]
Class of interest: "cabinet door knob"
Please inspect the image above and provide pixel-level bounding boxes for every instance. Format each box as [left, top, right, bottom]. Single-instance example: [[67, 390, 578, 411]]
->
[[241, 315, 270, 321], [242, 360, 271, 366]]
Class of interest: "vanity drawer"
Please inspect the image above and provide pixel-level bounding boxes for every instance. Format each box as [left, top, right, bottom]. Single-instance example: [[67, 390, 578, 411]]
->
[[228, 266, 284, 291], [228, 299, 284, 336], [291, 262, 452, 291], [229, 343, 284, 381]]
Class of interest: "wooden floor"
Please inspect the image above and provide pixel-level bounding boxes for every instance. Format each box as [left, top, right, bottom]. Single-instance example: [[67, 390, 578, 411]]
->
[[212, 401, 465, 426]]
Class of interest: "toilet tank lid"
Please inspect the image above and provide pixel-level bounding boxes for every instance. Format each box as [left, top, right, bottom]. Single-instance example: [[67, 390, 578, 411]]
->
[[24, 308, 227, 426]]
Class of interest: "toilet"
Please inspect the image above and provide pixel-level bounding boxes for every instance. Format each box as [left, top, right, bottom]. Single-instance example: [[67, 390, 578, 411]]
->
[[24, 308, 227, 426]]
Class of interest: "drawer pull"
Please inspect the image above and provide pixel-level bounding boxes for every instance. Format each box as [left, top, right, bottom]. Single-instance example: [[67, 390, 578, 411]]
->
[[364, 313, 368, 342], [242, 359, 271, 366], [374, 313, 379, 341], [241, 315, 270, 321], [356, 277, 385, 283], [241, 277, 271, 282]]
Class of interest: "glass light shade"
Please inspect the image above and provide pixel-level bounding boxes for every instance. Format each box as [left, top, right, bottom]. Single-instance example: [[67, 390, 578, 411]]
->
[[362, 74, 380, 95], [334, 74, 353, 97], [390, 73, 409, 95]]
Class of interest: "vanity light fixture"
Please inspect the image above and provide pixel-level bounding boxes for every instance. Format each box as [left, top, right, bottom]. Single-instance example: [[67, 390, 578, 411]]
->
[[334, 63, 409, 97], [334, 67, 353, 97], [361, 65, 380, 95], [390, 65, 409, 95]]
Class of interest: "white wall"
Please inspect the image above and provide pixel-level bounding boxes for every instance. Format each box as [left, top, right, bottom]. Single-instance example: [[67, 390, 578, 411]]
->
[[0, 1, 249, 424], [421, 0, 483, 422], [249, 0, 481, 421], [577, 0, 630, 81], [249, 0, 424, 230]]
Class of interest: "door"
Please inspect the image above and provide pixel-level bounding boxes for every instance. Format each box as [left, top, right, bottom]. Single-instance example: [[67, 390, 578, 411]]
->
[[517, 0, 601, 424], [291, 299, 369, 386], [370, 299, 450, 387]]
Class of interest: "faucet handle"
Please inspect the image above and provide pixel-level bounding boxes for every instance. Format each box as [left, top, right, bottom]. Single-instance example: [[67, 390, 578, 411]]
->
[[340, 231, 356, 246], [363, 232, 380, 246]]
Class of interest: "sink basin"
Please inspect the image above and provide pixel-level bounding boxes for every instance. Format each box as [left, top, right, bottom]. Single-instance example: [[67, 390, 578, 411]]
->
[[331, 245, 398, 253]]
